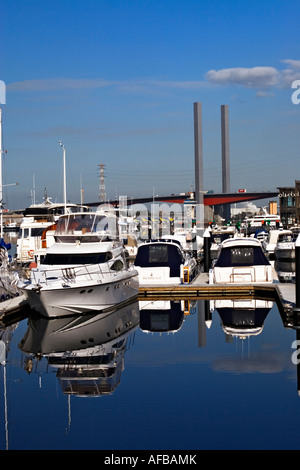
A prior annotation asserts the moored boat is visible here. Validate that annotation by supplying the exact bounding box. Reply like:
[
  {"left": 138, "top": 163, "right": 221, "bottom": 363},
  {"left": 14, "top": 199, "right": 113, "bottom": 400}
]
[
  {"left": 210, "top": 237, "right": 273, "bottom": 284},
  {"left": 134, "top": 239, "right": 198, "bottom": 285},
  {"left": 274, "top": 230, "right": 296, "bottom": 260},
  {"left": 19, "top": 210, "right": 139, "bottom": 318}
]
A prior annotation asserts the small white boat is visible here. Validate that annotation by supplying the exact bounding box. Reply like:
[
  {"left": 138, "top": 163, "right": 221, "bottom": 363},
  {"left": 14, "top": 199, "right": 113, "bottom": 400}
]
[
  {"left": 274, "top": 230, "right": 296, "bottom": 260},
  {"left": 161, "top": 228, "right": 203, "bottom": 256},
  {"left": 261, "top": 229, "right": 282, "bottom": 258},
  {"left": 210, "top": 237, "right": 273, "bottom": 284},
  {"left": 19, "top": 210, "right": 139, "bottom": 318},
  {"left": 134, "top": 239, "right": 197, "bottom": 285},
  {"left": 209, "top": 226, "right": 236, "bottom": 260}
]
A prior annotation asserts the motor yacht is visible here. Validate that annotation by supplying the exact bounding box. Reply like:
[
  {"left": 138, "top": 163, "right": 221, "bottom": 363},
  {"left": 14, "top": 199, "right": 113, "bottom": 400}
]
[
  {"left": 19, "top": 210, "right": 139, "bottom": 318},
  {"left": 134, "top": 239, "right": 198, "bottom": 285},
  {"left": 16, "top": 195, "right": 88, "bottom": 265},
  {"left": 274, "top": 230, "right": 296, "bottom": 260},
  {"left": 242, "top": 211, "right": 282, "bottom": 236},
  {"left": 210, "top": 237, "right": 273, "bottom": 284}
]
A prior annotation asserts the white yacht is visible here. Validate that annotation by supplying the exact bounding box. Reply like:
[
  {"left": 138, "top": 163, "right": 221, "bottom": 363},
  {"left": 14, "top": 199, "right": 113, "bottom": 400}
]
[
  {"left": 19, "top": 210, "right": 139, "bottom": 318},
  {"left": 134, "top": 239, "right": 198, "bottom": 285},
  {"left": 209, "top": 225, "right": 236, "bottom": 260},
  {"left": 16, "top": 195, "right": 87, "bottom": 265},
  {"left": 210, "top": 237, "right": 273, "bottom": 284},
  {"left": 242, "top": 211, "right": 282, "bottom": 235},
  {"left": 274, "top": 230, "right": 296, "bottom": 260}
]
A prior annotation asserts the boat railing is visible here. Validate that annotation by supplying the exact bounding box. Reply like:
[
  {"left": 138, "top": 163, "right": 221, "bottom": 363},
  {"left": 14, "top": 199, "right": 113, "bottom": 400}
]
[{"left": 31, "top": 262, "right": 123, "bottom": 286}]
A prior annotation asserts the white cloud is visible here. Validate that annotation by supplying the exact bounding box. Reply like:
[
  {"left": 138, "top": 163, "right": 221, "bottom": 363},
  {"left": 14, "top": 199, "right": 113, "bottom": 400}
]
[
  {"left": 206, "top": 60, "right": 300, "bottom": 92},
  {"left": 206, "top": 66, "right": 280, "bottom": 89},
  {"left": 7, "top": 78, "right": 113, "bottom": 92}
]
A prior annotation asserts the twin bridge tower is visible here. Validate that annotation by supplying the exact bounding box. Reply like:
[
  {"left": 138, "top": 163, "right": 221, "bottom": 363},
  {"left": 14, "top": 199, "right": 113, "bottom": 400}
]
[
  {"left": 98, "top": 103, "right": 231, "bottom": 218},
  {"left": 194, "top": 102, "right": 230, "bottom": 221}
]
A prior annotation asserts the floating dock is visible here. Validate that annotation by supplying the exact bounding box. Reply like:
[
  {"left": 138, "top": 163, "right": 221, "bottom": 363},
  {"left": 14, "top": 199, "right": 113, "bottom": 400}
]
[{"left": 138, "top": 270, "right": 297, "bottom": 315}]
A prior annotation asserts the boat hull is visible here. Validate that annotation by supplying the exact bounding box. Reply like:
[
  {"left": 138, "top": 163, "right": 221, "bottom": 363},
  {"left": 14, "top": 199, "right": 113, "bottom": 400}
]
[{"left": 22, "top": 271, "right": 139, "bottom": 318}]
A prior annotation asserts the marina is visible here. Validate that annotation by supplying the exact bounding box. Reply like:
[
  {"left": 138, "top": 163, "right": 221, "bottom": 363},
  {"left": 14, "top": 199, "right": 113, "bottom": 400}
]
[
  {"left": 1, "top": 259, "right": 300, "bottom": 450},
  {"left": 1, "top": 101, "right": 300, "bottom": 451}
]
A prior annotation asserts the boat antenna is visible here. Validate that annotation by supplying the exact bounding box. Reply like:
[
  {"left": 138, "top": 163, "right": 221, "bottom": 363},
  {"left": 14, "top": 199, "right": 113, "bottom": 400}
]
[{"left": 59, "top": 141, "right": 67, "bottom": 214}]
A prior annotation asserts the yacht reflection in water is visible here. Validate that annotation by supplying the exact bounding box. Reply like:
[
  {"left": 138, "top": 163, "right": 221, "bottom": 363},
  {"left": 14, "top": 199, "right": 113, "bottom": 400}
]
[
  {"left": 19, "top": 300, "right": 139, "bottom": 397},
  {"left": 139, "top": 300, "right": 196, "bottom": 334},
  {"left": 210, "top": 298, "right": 273, "bottom": 340}
]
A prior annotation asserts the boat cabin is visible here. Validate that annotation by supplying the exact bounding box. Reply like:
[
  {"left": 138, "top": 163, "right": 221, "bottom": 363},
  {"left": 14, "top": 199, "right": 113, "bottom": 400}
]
[{"left": 211, "top": 238, "right": 273, "bottom": 284}]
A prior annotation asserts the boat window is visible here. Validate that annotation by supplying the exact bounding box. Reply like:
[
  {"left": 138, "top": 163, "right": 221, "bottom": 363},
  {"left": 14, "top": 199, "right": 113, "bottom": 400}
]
[
  {"left": 55, "top": 213, "right": 118, "bottom": 237},
  {"left": 149, "top": 245, "right": 169, "bottom": 263},
  {"left": 215, "top": 246, "right": 270, "bottom": 267},
  {"left": 231, "top": 247, "right": 254, "bottom": 265},
  {"left": 42, "top": 251, "right": 113, "bottom": 265},
  {"left": 110, "top": 260, "right": 124, "bottom": 271},
  {"left": 31, "top": 228, "right": 46, "bottom": 237},
  {"left": 18, "top": 228, "right": 29, "bottom": 238}
]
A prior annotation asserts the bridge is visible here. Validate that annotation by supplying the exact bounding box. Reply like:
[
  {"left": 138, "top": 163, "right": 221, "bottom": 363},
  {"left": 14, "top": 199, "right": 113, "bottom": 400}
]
[{"left": 87, "top": 190, "right": 279, "bottom": 207}]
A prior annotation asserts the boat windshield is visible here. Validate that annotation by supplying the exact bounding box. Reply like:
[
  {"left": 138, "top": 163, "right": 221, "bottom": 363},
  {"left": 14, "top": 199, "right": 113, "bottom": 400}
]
[
  {"left": 55, "top": 213, "right": 118, "bottom": 238},
  {"left": 215, "top": 246, "right": 270, "bottom": 267},
  {"left": 42, "top": 251, "right": 113, "bottom": 265}
]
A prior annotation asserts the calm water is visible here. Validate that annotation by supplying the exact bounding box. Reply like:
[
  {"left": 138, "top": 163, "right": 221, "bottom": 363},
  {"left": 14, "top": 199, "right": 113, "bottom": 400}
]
[{"left": 1, "top": 292, "right": 300, "bottom": 451}]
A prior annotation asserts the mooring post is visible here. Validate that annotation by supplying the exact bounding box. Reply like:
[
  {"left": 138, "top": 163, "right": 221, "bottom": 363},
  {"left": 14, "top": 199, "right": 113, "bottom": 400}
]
[{"left": 203, "top": 228, "right": 211, "bottom": 272}]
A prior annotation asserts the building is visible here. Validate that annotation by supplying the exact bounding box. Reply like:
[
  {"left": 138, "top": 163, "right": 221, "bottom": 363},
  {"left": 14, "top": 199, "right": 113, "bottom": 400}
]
[{"left": 277, "top": 181, "right": 300, "bottom": 226}]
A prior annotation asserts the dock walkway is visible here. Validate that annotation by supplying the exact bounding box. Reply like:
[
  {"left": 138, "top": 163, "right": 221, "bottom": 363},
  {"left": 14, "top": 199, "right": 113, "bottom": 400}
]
[{"left": 138, "top": 269, "right": 297, "bottom": 315}]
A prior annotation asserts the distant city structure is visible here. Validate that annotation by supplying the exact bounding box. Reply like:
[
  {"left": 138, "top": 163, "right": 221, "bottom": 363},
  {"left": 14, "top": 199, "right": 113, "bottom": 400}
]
[
  {"left": 277, "top": 180, "right": 300, "bottom": 226},
  {"left": 98, "top": 163, "right": 106, "bottom": 202}
]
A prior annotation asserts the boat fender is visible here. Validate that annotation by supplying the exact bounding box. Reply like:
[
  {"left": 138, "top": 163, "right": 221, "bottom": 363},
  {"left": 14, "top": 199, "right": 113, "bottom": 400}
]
[{"left": 182, "top": 266, "right": 189, "bottom": 284}]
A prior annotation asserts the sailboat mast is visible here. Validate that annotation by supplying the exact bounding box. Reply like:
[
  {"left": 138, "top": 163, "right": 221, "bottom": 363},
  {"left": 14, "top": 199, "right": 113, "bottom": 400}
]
[
  {"left": 63, "top": 145, "right": 66, "bottom": 214},
  {"left": 0, "top": 109, "right": 3, "bottom": 239},
  {"left": 59, "top": 141, "right": 67, "bottom": 214}
]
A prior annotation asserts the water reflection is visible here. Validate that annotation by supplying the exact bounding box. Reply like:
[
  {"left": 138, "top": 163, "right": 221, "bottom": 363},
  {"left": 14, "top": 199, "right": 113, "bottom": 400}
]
[
  {"left": 211, "top": 298, "right": 273, "bottom": 340},
  {"left": 19, "top": 301, "right": 139, "bottom": 397},
  {"left": 139, "top": 300, "right": 197, "bottom": 334}
]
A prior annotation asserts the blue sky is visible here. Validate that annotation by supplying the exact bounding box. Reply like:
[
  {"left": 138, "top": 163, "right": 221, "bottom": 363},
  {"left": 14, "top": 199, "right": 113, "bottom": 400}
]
[{"left": 1, "top": 0, "right": 300, "bottom": 209}]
